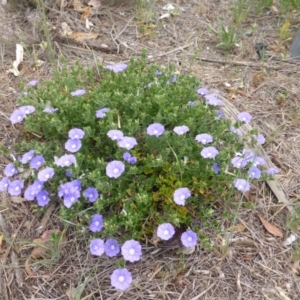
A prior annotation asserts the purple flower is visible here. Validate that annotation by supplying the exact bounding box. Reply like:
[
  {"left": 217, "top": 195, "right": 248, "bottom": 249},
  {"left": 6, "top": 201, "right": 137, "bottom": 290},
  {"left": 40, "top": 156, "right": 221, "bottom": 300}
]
[
  {"left": 173, "top": 187, "right": 191, "bottom": 206},
  {"left": 19, "top": 105, "right": 35, "bottom": 115},
  {"left": 104, "top": 238, "right": 120, "bottom": 257},
  {"left": 68, "top": 128, "right": 85, "bottom": 140},
  {"left": 19, "top": 150, "right": 35, "bottom": 164},
  {"left": 248, "top": 166, "right": 261, "bottom": 179},
  {"left": 4, "top": 163, "right": 18, "bottom": 177},
  {"left": 123, "top": 152, "right": 137, "bottom": 164},
  {"left": 106, "top": 160, "right": 125, "bottom": 178},
  {"left": 205, "top": 94, "right": 223, "bottom": 106},
  {"left": 10, "top": 109, "right": 25, "bottom": 124},
  {"left": 171, "top": 75, "right": 178, "bottom": 82},
  {"left": 200, "top": 147, "right": 219, "bottom": 159},
  {"left": 36, "top": 190, "right": 50, "bottom": 206},
  {"left": 254, "top": 134, "right": 266, "bottom": 145},
  {"left": 55, "top": 154, "right": 76, "bottom": 167},
  {"left": 195, "top": 134, "right": 213, "bottom": 144},
  {"left": 24, "top": 182, "right": 43, "bottom": 201},
  {"left": 43, "top": 107, "right": 58, "bottom": 114},
  {"left": 230, "top": 126, "right": 242, "bottom": 137},
  {"left": 157, "top": 223, "right": 175, "bottom": 240},
  {"left": 104, "top": 63, "right": 128, "bottom": 73},
  {"left": 24, "top": 187, "right": 35, "bottom": 201},
  {"left": 8, "top": 180, "right": 24, "bottom": 196},
  {"left": 234, "top": 179, "right": 250, "bottom": 192},
  {"left": 70, "top": 89, "right": 86, "bottom": 97},
  {"left": 253, "top": 156, "right": 265, "bottom": 167},
  {"left": 238, "top": 112, "right": 252, "bottom": 123},
  {"left": 155, "top": 70, "right": 163, "bottom": 76},
  {"left": 27, "top": 79, "right": 39, "bottom": 86},
  {"left": 65, "top": 170, "right": 72, "bottom": 177},
  {"left": 107, "top": 129, "right": 124, "bottom": 141},
  {"left": 216, "top": 110, "right": 223, "bottom": 118},
  {"left": 37, "top": 167, "right": 55, "bottom": 182},
  {"left": 121, "top": 239, "right": 142, "bottom": 262},
  {"left": 71, "top": 179, "right": 82, "bottom": 191},
  {"left": 181, "top": 230, "right": 198, "bottom": 248},
  {"left": 243, "top": 150, "right": 255, "bottom": 161},
  {"left": 128, "top": 156, "right": 137, "bottom": 164},
  {"left": 197, "top": 87, "right": 209, "bottom": 95},
  {"left": 173, "top": 125, "right": 189, "bottom": 135},
  {"left": 110, "top": 268, "right": 132, "bottom": 291},
  {"left": 147, "top": 123, "right": 165, "bottom": 137},
  {"left": 231, "top": 156, "right": 247, "bottom": 168},
  {"left": 90, "top": 238, "right": 105, "bottom": 256},
  {"left": 58, "top": 181, "right": 81, "bottom": 202},
  {"left": 32, "top": 179, "right": 44, "bottom": 192},
  {"left": 83, "top": 187, "right": 99, "bottom": 203},
  {"left": 188, "top": 101, "right": 197, "bottom": 106},
  {"left": 0, "top": 177, "right": 10, "bottom": 192},
  {"left": 63, "top": 191, "right": 80, "bottom": 208},
  {"left": 266, "top": 167, "right": 279, "bottom": 175},
  {"left": 123, "top": 152, "right": 131, "bottom": 161},
  {"left": 89, "top": 214, "right": 104, "bottom": 232},
  {"left": 65, "top": 139, "right": 82, "bottom": 153},
  {"left": 118, "top": 137, "right": 137, "bottom": 150},
  {"left": 30, "top": 155, "right": 45, "bottom": 169},
  {"left": 213, "top": 162, "right": 220, "bottom": 174},
  {"left": 96, "top": 108, "right": 109, "bottom": 118}
]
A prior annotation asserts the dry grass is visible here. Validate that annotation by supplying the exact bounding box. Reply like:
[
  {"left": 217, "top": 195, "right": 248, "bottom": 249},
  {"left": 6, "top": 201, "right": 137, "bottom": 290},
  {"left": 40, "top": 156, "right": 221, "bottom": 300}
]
[{"left": 1, "top": 0, "right": 300, "bottom": 299}]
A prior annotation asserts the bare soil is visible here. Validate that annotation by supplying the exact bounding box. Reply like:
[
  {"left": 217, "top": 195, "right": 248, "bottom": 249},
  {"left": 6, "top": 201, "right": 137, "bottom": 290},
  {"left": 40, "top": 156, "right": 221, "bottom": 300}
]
[{"left": 1, "top": 1, "right": 300, "bottom": 299}]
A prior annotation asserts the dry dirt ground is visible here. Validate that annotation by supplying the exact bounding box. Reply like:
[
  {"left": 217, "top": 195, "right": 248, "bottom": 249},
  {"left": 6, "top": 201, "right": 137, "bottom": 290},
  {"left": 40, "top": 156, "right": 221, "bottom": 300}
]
[{"left": 1, "top": 1, "right": 300, "bottom": 299}]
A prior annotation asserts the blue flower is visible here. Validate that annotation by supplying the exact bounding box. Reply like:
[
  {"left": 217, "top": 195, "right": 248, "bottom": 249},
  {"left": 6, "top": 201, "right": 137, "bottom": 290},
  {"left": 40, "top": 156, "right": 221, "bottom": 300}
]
[
  {"left": 173, "top": 187, "right": 191, "bottom": 206},
  {"left": 90, "top": 238, "right": 105, "bottom": 256},
  {"left": 106, "top": 161, "right": 125, "bottom": 178},
  {"left": 65, "top": 139, "right": 82, "bottom": 153},
  {"left": 157, "top": 223, "right": 175, "bottom": 240},
  {"left": 181, "top": 230, "right": 198, "bottom": 248},
  {"left": 173, "top": 125, "right": 189, "bottom": 135},
  {"left": 89, "top": 214, "right": 104, "bottom": 232},
  {"left": 234, "top": 179, "right": 250, "bottom": 192},
  {"left": 238, "top": 112, "right": 252, "bottom": 123},
  {"left": 147, "top": 123, "right": 165, "bottom": 137},
  {"left": 104, "top": 238, "right": 120, "bottom": 257},
  {"left": 200, "top": 147, "right": 219, "bottom": 159},
  {"left": 118, "top": 137, "right": 137, "bottom": 150},
  {"left": 70, "top": 89, "right": 86, "bottom": 96},
  {"left": 104, "top": 63, "right": 128, "bottom": 73},
  {"left": 96, "top": 108, "right": 109, "bottom": 118},
  {"left": 248, "top": 166, "right": 261, "bottom": 179},
  {"left": 83, "top": 187, "right": 99, "bottom": 203}
]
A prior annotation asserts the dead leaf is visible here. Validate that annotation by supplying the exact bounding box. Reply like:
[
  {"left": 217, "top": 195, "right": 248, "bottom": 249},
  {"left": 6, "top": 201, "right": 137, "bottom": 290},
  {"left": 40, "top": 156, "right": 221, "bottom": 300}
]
[
  {"left": 257, "top": 215, "right": 283, "bottom": 237},
  {"left": 69, "top": 32, "right": 98, "bottom": 42},
  {"left": 31, "top": 229, "right": 68, "bottom": 259},
  {"left": 243, "top": 190, "right": 256, "bottom": 202},
  {"left": 25, "top": 258, "right": 35, "bottom": 276},
  {"left": 227, "top": 223, "right": 246, "bottom": 233},
  {"left": 81, "top": 6, "right": 90, "bottom": 22},
  {"left": 73, "top": 0, "right": 88, "bottom": 12},
  {"left": 291, "top": 260, "right": 300, "bottom": 275},
  {"left": 88, "top": 0, "right": 101, "bottom": 10}
]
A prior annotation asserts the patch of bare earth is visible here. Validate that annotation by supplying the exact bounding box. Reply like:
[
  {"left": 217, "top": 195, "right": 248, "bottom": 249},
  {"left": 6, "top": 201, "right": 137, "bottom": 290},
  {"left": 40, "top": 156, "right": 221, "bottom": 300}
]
[{"left": 0, "top": 0, "right": 300, "bottom": 299}]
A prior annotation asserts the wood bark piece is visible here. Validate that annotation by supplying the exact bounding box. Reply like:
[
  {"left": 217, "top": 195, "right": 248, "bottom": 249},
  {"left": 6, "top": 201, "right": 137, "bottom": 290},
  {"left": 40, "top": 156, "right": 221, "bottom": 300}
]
[{"left": 219, "top": 94, "right": 292, "bottom": 211}]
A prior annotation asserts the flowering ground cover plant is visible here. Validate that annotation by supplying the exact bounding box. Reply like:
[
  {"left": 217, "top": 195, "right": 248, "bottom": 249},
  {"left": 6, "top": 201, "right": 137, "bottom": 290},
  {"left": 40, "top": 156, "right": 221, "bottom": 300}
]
[{"left": 0, "top": 55, "right": 278, "bottom": 290}]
